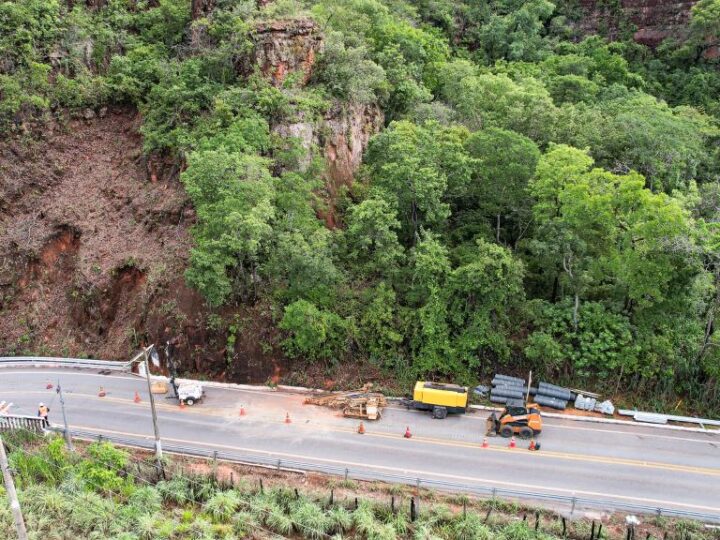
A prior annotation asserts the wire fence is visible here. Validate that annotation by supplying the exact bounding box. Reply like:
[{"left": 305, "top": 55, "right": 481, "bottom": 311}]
[{"left": 50, "top": 426, "right": 720, "bottom": 524}]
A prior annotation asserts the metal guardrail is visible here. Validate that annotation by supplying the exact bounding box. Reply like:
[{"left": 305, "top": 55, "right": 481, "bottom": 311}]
[
  {"left": 56, "top": 427, "right": 720, "bottom": 524},
  {"left": 1, "top": 414, "right": 48, "bottom": 433},
  {"left": 0, "top": 356, "right": 132, "bottom": 371}
]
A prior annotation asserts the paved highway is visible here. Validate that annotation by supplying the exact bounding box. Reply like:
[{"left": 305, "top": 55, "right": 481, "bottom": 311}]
[{"left": 1, "top": 367, "right": 719, "bottom": 519}]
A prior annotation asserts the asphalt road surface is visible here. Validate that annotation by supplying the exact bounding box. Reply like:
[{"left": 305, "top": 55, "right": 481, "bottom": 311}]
[{"left": 2, "top": 367, "right": 719, "bottom": 519}]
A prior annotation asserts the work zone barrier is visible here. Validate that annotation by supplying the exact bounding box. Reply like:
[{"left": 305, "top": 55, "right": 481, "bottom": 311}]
[
  {"left": 53, "top": 427, "right": 720, "bottom": 524},
  {"left": 0, "top": 356, "right": 132, "bottom": 371},
  {"left": 1, "top": 414, "right": 48, "bottom": 433}
]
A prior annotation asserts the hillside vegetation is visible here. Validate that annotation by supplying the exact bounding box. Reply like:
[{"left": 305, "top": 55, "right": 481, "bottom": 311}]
[{"left": 1, "top": 0, "right": 719, "bottom": 413}]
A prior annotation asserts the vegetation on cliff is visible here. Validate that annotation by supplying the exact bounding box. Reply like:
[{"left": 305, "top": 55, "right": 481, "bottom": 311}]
[{"left": 1, "top": 0, "right": 719, "bottom": 413}]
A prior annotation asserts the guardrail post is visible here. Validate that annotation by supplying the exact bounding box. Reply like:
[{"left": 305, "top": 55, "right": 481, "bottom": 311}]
[
  {"left": 276, "top": 459, "right": 281, "bottom": 471},
  {"left": 344, "top": 468, "right": 349, "bottom": 481},
  {"left": 570, "top": 496, "right": 577, "bottom": 515}
]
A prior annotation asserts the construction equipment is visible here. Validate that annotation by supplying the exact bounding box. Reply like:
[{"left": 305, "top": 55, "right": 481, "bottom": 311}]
[
  {"left": 407, "top": 381, "right": 468, "bottom": 419},
  {"left": 304, "top": 384, "right": 387, "bottom": 420},
  {"left": 487, "top": 403, "right": 542, "bottom": 439},
  {"left": 175, "top": 381, "right": 204, "bottom": 406}
]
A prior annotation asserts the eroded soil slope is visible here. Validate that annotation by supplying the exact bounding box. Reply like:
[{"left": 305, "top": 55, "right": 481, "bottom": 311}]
[
  {"left": 0, "top": 109, "right": 189, "bottom": 356},
  {"left": 0, "top": 109, "right": 285, "bottom": 383}
]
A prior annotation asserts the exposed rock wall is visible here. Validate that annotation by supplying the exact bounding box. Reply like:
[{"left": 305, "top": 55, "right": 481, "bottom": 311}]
[
  {"left": 191, "top": 0, "right": 216, "bottom": 20},
  {"left": 239, "top": 19, "right": 324, "bottom": 87},
  {"left": 578, "top": 0, "right": 697, "bottom": 46},
  {"left": 322, "top": 102, "right": 384, "bottom": 196}
]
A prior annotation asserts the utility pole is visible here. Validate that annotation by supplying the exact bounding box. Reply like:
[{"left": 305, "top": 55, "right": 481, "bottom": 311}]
[
  {"left": 143, "top": 345, "right": 163, "bottom": 462},
  {"left": 0, "top": 434, "right": 29, "bottom": 540},
  {"left": 57, "top": 381, "right": 74, "bottom": 452},
  {"left": 526, "top": 370, "right": 532, "bottom": 403}
]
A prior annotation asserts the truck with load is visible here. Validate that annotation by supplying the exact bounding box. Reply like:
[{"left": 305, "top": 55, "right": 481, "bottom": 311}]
[{"left": 406, "top": 381, "right": 469, "bottom": 419}]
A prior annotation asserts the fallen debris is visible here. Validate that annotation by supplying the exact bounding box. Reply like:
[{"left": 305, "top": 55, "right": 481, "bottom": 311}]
[{"left": 304, "top": 384, "right": 387, "bottom": 420}]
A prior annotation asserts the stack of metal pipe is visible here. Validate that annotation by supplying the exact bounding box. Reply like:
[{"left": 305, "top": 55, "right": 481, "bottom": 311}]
[
  {"left": 533, "top": 381, "right": 574, "bottom": 410},
  {"left": 489, "top": 374, "right": 526, "bottom": 405}
]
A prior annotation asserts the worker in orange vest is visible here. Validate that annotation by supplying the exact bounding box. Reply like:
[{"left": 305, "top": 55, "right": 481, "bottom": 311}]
[{"left": 37, "top": 403, "right": 49, "bottom": 421}]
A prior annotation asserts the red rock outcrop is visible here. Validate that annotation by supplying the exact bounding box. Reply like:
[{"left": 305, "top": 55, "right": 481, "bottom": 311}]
[
  {"left": 239, "top": 18, "right": 323, "bottom": 86},
  {"left": 578, "top": 0, "right": 697, "bottom": 46}
]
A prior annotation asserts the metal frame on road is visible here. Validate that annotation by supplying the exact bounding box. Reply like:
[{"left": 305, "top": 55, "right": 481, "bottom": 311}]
[{"left": 55, "top": 427, "right": 720, "bottom": 524}]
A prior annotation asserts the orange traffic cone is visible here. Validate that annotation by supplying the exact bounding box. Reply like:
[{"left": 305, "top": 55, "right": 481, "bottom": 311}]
[
  {"left": 285, "top": 412, "right": 292, "bottom": 424},
  {"left": 509, "top": 436, "right": 516, "bottom": 449},
  {"left": 179, "top": 399, "right": 186, "bottom": 409},
  {"left": 481, "top": 437, "right": 489, "bottom": 448},
  {"left": 528, "top": 439, "right": 536, "bottom": 451},
  {"left": 404, "top": 426, "right": 412, "bottom": 439},
  {"left": 239, "top": 405, "right": 246, "bottom": 416},
  {"left": 133, "top": 391, "right": 141, "bottom": 404},
  {"left": 98, "top": 386, "right": 106, "bottom": 397},
  {"left": 358, "top": 422, "right": 365, "bottom": 434},
  {"left": 46, "top": 381, "right": 53, "bottom": 390}
]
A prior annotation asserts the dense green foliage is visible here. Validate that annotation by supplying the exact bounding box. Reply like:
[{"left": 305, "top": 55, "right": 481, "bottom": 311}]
[{"left": 2, "top": 0, "right": 719, "bottom": 412}]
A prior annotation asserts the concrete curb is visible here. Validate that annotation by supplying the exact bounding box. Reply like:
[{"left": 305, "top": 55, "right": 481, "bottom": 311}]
[{"left": 469, "top": 404, "right": 719, "bottom": 435}]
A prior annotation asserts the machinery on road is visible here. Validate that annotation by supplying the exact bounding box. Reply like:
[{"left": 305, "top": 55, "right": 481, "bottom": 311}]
[
  {"left": 406, "top": 381, "right": 468, "bottom": 419},
  {"left": 175, "top": 381, "right": 205, "bottom": 406},
  {"left": 487, "top": 403, "right": 543, "bottom": 438},
  {"left": 304, "top": 384, "right": 387, "bottom": 420}
]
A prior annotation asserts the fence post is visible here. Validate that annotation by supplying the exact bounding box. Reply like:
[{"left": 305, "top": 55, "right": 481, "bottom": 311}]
[
  {"left": 415, "top": 478, "right": 421, "bottom": 516},
  {"left": 410, "top": 497, "right": 416, "bottom": 522}
]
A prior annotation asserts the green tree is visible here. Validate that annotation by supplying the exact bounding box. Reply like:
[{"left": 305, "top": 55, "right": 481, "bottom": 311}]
[
  {"left": 446, "top": 239, "right": 525, "bottom": 368},
  {"left": 464, "top": 127, "right": 540, "bottom": 244},
  {"left": 365, "top": 120, "right": 471, "bottom": 242},
  {"left": 343, "top": 197, "right": 404, "bottom": 278},
  {"left": 279, "top": 300, "right": 346, "bottom": 360},
  {"left": 182, "top": 150, "right": 276, "bottom": 306}
]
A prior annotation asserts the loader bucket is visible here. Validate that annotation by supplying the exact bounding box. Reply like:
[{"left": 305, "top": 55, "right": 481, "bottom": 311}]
[{"left": 486, "top": 413, "right": 499, "bottom": 436}]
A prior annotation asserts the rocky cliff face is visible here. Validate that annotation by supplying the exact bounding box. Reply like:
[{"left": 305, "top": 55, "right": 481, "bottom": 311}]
[
  {"left": 242, "top": 17, "right": 383, "bottom": 221},
  {"left": 239, "top": 18, "right": 324, "bottom": 87},
  {"left": 578, "top": 0, "right": 697, "bottom": 46}
]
